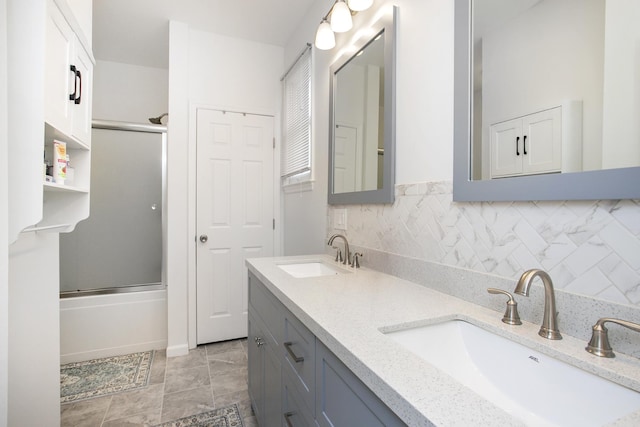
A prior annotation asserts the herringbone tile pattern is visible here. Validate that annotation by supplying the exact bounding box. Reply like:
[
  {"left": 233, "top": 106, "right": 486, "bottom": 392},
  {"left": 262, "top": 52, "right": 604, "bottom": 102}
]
[{"left": 328, "top": 181, "right": 640, "bottom": 306}]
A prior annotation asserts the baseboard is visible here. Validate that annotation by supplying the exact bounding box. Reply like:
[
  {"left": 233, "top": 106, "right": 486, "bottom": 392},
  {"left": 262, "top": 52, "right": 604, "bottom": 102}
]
[
  {"left": 166, "top": 343, "right": 189, "bottom": 358},
  {"left": 60, "top": 339, "right": 167, "bottom": 364}
]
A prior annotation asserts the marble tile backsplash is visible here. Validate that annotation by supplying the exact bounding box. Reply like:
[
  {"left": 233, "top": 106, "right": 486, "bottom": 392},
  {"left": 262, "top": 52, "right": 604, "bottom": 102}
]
[{"left": 327, "top": 181, "right": 640, "bottom": 307}]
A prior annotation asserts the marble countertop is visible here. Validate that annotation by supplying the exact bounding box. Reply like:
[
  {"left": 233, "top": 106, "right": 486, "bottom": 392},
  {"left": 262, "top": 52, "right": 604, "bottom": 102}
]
[{"left": 246, "top": 255, "right": 640, "bottom": 426}]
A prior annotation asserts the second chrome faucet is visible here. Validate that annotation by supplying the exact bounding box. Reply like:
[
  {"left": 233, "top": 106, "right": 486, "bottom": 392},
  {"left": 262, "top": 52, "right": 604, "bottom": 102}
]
[
  {"left": 328, "top": 233, "right": 350, "bottom": 265},
  {"left": 327, "top": 233, "right": 362, "bottom": 268}
]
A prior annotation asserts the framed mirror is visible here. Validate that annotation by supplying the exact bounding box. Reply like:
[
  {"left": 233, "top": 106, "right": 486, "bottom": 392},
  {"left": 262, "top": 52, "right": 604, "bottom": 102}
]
[
  {"left": 328, "top": 6, "right": 396, "bottom": 205},
  {"left": 453, "top": 0, "right": 640, "bottom": 201}
]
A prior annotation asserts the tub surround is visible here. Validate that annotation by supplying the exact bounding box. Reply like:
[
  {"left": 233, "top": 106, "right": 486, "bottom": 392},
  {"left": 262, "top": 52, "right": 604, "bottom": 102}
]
[{"left": 246, "top": 254, "right": 640, "bottom": 426}]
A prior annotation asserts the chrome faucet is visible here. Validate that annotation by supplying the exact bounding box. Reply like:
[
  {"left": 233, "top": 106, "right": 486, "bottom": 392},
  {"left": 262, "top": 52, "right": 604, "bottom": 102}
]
[
  {"left": 327, "top": 234, "right": 350, "bottom": 265},
  {"left": 514, "top": 269, "right": 562, "bottom": 340},
  {"left": 586, "top": 318, "right": 640, "bottom": 358}
]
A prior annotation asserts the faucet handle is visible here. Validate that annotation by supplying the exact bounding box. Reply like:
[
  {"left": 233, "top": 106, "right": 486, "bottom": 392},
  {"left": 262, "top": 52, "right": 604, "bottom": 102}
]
[
  {"left": 487, "top": 288, "right": 522, "bottom": 325},
  {"left": 351, "top": 252, "right": 363, "bottom": 268},
  {"left": 586, "top": 318, "right": 640, "bottom": 358},
  {"left": 332, "top": 246, "right": 343, "bottom": 263}
]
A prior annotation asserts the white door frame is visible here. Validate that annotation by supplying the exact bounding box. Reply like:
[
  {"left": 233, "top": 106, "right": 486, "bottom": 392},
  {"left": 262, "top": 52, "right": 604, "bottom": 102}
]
[{"left": 187, "top": 103, "right": 281, "bottom": 349}]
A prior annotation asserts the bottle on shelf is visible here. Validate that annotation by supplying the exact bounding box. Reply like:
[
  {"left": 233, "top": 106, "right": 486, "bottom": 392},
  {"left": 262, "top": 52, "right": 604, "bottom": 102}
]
[{"left": 53, "top": 140, "right": 67, "bottom": 185}]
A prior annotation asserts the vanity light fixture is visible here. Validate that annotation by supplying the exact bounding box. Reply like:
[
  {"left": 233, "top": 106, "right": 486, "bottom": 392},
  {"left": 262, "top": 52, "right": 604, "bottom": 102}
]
[
  {"left": 314, "top": 0, "right": 373, "bottom": 50},
  {"left": 315, "top": 18, "right": 336, "bottom": 50},
  {"left": 347, "top": 0, "right": 373, "bottom": 12},
  {"left": 330, "top": 0, "right": 353, "bottom": 32}
]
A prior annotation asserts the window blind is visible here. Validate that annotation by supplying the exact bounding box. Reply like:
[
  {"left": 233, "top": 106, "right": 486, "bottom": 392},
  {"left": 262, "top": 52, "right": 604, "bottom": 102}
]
[{"left": 281, "top": 44, "right": 312, "bottom": 178}]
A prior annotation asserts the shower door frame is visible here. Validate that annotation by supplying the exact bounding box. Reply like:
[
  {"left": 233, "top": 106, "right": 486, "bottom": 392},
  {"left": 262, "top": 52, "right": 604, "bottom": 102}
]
[{"left": 59, "top": 119, "right": 168, "bottom": 298}]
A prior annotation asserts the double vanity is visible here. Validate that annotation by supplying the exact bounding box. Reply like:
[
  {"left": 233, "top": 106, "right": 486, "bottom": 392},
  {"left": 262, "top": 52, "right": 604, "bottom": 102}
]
[{"left": 246, "top": 255, "right": 640, "bottom": 426}]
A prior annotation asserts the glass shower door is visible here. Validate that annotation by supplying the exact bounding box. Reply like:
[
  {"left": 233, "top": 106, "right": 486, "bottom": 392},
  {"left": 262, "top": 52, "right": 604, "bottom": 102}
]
[{"left": 60, "top": 127, "right": 164, "bottom": 294}]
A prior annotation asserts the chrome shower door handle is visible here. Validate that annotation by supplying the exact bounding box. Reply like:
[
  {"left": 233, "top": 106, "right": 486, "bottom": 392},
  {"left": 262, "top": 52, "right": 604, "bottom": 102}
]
[{"left": 199, "top": 234, "right": 208, "bottom": 243}]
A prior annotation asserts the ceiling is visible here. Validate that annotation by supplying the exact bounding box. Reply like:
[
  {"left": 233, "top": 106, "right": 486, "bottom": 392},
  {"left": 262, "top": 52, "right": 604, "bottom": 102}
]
[{"left": 92, "top": 0, "right": 318, "bottom": 69}]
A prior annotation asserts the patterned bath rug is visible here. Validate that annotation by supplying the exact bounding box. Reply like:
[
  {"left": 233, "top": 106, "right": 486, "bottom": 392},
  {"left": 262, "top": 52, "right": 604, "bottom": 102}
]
[
  {"left": 60, "top": 350, "right": 154, "bottom": 403},
  {"left": 154, "top": 404, "right": 244, "bottom": 427}
]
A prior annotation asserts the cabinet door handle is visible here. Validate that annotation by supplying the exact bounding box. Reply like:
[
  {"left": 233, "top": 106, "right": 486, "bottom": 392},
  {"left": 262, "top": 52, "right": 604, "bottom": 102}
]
[
  {"left": 523, "top": 135, "right": 527, "bottom": 155},
  {"left": 284, "top": 341, "right": 304, "bottom": 363},
  {"left": 515, "top": 136, "right": 520, "bottom": 156},
  {"left": 74, "top": 68, "right": 82, "bottom": 105},
  {"left": 69, "top": 65, "right": 77, "bottom": 101},
  {"left": 284, "top": 411, "right": 296, "bottom": 427}
]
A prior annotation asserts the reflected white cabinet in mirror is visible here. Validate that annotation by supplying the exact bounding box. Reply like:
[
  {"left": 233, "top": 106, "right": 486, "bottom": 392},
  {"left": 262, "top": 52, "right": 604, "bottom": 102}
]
[
  {"left": 453, "top": 0, "right": 640, "bottom": 201},
  {"left": 328, "top": 6, "right": 396, "bottom": 205}
]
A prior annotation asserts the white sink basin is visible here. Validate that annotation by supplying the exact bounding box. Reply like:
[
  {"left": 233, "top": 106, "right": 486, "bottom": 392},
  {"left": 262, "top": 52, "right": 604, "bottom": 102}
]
[
  {"left": 385, "top": 319, "right": 640, "bottom": 426},
  {"left": 277, "top": 261, "right": 348, "bottom": 278}
]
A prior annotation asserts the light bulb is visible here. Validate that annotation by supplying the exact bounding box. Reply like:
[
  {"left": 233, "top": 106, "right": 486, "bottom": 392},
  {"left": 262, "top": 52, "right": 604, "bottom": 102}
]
[
  {"left": 330, "top": 0, "right": 353, "bottom": 33},
  {"left": 315, "top": 19, "right": 336, "bottom": 50},
  {"left": 347, "top": 0, "right": 373, "bottom": 12}
]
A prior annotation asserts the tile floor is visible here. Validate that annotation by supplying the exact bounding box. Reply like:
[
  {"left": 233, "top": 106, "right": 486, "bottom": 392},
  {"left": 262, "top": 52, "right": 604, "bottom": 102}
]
[{"left": 60, "top": 339, "right": 257, "bottom": 427}]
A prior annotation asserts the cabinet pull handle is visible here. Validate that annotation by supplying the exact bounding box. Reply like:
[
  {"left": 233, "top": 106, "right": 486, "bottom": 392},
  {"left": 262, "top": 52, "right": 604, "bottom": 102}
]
[
  {"left": 284, "top": 411, "right": 296, "bottom": 427},
  {"left": 523, "top": 135, "right": 527, "bottom": 155},
  {"left": 515, "top": 136, "right": 520, "bottom": 156},
  {"left": 284, "top": 341, "right": 304, "bottom": 363},
  {"left": 69, "top": 65, "right": 77, "bottom": 101},
  {"left": 74, "top": 68, "right": 82, "bottom": 105}
]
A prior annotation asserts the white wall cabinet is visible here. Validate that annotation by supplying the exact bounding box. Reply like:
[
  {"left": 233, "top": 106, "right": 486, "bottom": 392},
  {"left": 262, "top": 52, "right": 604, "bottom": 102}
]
[
  {"left": 489, "top": 102, "right": 582, "bottom": 179},
  {"left": 490, "top": 107, "right": 561, "bottom": 178},
  {"left": 45, "top": 0, "right": 93, "bottom": 145},
  {"left": 8, "top": 0, "right": 94, "bottom": 240}
]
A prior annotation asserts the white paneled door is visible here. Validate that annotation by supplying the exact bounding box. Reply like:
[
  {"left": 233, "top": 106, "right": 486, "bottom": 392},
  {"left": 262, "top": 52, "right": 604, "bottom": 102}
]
[
  {"left": 333, "top": 124, "right": 359, "bottom": 193},
  {"left": 196, "top": 109, "right": 274, "bottom": 344}
]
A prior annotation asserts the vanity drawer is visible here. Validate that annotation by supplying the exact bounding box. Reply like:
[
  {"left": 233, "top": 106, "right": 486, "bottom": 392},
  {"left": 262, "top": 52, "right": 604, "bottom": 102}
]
[
  {"left": 283, "top": 366, "right": 317, "bottom": 427},
  {"left": 283, "top": 309, "right": 316, "bottom": 414},
  {"left": 248, "top": 272, "right": 283, "bottom": 346}
]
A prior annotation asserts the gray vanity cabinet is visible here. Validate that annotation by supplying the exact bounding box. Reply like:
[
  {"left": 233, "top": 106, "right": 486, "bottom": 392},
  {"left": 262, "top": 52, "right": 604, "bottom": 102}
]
[
  {"left": 283, "top": 310, "right": 316, "bottom": 416},
  {"left": 248, "top": 273, "right": 283, "bottom": 427},
  {"left": 248, "top": 272, "right": 405, "bottom": 426},
  {"left": 316, "top": 340, "right": 405, "bottom": 427},
  {"left": 283, "top": 368, "right": 317, "bottom": 426}
]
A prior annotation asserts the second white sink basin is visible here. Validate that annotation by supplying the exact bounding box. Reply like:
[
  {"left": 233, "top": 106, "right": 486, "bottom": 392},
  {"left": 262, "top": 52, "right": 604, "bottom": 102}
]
[
  {"left": 385, "top": 319, "right": 640, "bottom": 426},
  {"left": 277, "top": 261, "right": 349, "bottom": 278}
]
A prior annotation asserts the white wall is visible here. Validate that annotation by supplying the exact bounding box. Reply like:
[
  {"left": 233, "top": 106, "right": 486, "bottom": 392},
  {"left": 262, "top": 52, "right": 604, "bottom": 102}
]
[
  {"left": 167, "top": 21, "right": 189, "bottom": 357},
  {"left": 0, "top": 0, "right": 8, "bottom": 424},
  {"left": 92, "top": 60, "right": 168, "bottom": 123},
  {"left": 168, "top": 22, "right": 284, "bottom": 352},
  {"left": 8, "top": 233, "right": 60, "bottom": 427},
  {"left": 281, "top": 0, "right": 332, "bottom": 256},
  {"left": 5, "top": 1, "right": 57, "bottom": 426}
]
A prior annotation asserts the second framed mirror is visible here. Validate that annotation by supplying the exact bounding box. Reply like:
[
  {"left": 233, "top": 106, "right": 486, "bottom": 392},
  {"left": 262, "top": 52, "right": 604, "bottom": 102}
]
[{"left": 328, "top": 5, "right": 397, "bottom": 205}]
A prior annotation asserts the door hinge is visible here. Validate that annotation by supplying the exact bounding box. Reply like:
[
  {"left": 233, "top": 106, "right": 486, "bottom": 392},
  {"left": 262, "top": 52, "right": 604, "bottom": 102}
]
[
  {"left": 273, "top": 218, "right": 275, "bottom": 230},
  {"left": 273, "top": 137, "right": 276, "bottom": 149}
]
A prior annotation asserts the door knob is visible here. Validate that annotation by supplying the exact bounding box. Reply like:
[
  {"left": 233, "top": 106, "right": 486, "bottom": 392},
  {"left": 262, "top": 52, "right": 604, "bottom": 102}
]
[{"left": 199, "top": 234, "right": 208, "bottom": 243}]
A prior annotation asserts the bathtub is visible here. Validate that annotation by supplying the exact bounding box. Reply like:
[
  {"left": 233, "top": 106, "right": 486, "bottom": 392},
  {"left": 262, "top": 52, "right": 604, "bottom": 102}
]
[{"left": 60, "top": 288, "right": 167, "bottom": 364}]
